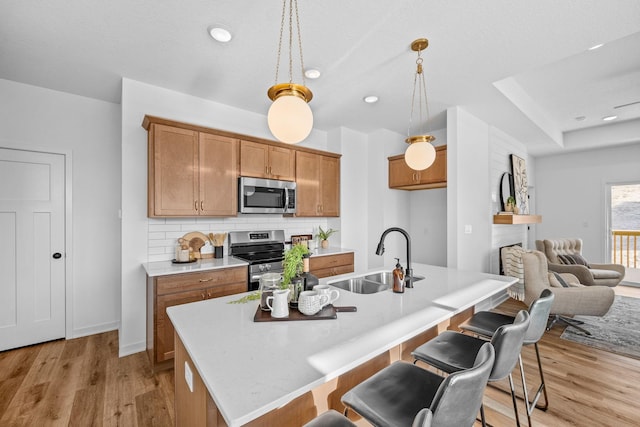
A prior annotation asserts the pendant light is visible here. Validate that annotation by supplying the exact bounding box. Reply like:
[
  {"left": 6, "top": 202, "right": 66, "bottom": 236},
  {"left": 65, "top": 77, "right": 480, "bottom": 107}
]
[
  {"left": 267, "top": 0, "right": 313, "bottom": 144},
  {"left": 404, "top": 38, "right": 436, "bottom": 171}
]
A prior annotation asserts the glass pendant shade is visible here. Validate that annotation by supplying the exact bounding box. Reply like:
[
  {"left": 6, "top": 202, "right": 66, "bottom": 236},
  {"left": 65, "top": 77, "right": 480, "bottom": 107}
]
[
  {"left": 405, "top": 141, "right": 436, "bottom": 170},
  {"left": 268, "top": 93, "right": 313, "bottom": 144}
]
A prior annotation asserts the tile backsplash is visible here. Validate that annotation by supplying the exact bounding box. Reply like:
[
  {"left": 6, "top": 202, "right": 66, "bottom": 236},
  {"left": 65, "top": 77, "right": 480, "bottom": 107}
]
[{"left": 147, "top": 215, "right": 328, "bottom": 262}]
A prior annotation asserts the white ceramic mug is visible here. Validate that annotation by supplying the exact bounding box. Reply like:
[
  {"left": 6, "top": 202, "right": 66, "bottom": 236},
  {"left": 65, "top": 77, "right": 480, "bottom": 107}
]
[
  {"left": 266, "top": 289, "right": 290, "bottom": 318},
  {"left": 313, "top": 284, "right": 340, "bottom": 305},
  {"left": 298, "top": 291, "right": 329, "bottom": 316}
]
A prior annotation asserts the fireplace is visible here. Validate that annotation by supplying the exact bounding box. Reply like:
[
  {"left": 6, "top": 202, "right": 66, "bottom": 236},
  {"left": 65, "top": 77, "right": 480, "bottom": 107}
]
[{"left": 499, "top": 242, "right": 522, "bottom": 275}]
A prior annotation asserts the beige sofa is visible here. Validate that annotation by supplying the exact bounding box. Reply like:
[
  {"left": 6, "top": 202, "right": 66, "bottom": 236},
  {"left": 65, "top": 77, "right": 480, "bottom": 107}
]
[{"left": 535, "top": 238, "right": 624, "bottom": 287}]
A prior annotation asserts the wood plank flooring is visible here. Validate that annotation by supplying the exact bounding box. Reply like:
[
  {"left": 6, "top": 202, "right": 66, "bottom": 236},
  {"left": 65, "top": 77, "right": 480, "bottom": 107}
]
[{"left": 1, "top": 285, "right": 638, "bottom": 426}]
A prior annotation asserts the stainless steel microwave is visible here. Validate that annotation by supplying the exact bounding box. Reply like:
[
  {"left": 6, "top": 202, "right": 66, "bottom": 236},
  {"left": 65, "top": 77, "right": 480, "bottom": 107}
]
[{"left": 238, "top": 177, "right": 296, "bottom": 214}]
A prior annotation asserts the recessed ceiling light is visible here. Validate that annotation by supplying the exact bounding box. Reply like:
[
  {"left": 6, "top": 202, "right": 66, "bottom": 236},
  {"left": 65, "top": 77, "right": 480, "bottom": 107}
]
[
  {"left": 363, "top": 95, "right": 379, "bottom": 104},
  {"left": 602, "top": 115, "right": 617, "bottom": 121},
  {"left": 208, "top": 26, "right": 232, "bottom": 43},
  {"left": 304, "top": 69, "right": 321, "bottom": 79},
  {"left": 588, "top": 43, "right": 604, "bottom": 51},
  {"left": 575, "top": 116, "right": 586, "bottom": 121}
]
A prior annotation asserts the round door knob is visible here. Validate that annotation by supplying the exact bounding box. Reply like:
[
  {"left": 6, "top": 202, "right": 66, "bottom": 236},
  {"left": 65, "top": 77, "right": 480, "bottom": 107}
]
[{"left": 52, "top": 252, "right": 62, "bottom": 259}]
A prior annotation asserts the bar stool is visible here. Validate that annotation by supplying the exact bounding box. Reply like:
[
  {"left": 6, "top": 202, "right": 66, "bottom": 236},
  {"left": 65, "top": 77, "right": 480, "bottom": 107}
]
[
  {"left": 303, "top": 410, "right": 356, "bottom": 427},
  {"left": 339, "top": 342, "right": 495, "bottom": 427},
  {"left": 412, "top": 310, "right": 530, "bottom": 427},
  {"left": 459, "top": 289, "right": 555, "bottom": 424}
]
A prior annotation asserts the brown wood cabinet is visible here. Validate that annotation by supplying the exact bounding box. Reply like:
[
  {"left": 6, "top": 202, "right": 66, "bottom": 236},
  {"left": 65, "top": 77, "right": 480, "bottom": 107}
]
[
  {"left": 388, "top": 145, "right": 447, "bottom": 190},
  {"left": 295, "top": 151, "right": 340, "bottom": 217},
  {"left": 240, "top": 140, "right": 295, "bottom": 181},
  {"left": 146, "top": 122, "right": 238, "bottom": 217},
  {"left": 309, "top": 252, "right": 354, "bottom": 278},
  {"left": 147, "top": 266, "right": 247, "bottom": 370}
]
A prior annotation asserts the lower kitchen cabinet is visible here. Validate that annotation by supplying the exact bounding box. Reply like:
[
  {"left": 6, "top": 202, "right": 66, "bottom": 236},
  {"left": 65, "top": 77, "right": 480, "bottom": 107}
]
[
  {"left": 147, "top": 266, "right": 247, "bottom": 370},
  {"left": 309, "top": 252, "right": 354, "bottom": 278}
]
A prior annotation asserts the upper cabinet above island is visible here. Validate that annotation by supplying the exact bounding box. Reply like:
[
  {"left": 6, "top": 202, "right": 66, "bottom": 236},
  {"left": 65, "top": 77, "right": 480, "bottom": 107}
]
[
  {"left": 142, "top": 115, "right": 341, "bottom": 218},
  {"left": 388, "top": 145, "right": 447, "bottom": 190}
]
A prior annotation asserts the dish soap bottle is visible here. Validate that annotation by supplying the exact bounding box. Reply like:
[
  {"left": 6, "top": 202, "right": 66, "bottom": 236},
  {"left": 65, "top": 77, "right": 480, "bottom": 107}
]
[{"left": 393, "top": 258, "right": 405, "bottom": 293}]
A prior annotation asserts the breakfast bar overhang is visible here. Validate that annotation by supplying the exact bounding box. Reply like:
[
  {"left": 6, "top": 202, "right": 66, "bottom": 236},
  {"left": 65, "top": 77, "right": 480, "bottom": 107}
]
[{"left": 167, "top": 263, "right": 517, "bottom": 426}]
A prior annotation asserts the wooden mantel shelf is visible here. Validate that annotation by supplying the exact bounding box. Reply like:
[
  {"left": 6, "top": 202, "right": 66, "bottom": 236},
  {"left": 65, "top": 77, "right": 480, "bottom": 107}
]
[{"left": 493, "top": 214, "right": 542, "bottom": 225}]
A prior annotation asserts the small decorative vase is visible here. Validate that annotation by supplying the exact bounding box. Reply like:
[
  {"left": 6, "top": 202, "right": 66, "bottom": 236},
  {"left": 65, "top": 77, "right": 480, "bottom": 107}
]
[
  {"left": 321, "top": 239, "right": 329, "bottom": 249},
  {"left": 513, "top": 206, "right": 520, "bottom": 214}
]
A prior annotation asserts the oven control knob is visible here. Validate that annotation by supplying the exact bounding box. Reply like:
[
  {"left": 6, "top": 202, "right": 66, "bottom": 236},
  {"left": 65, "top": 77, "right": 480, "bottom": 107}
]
[
  {"left": 259, "top": 264, "right": 266, "bottom": 272},
  {"left": 266, "top": 264, "right": 271, "bottom": 271}
]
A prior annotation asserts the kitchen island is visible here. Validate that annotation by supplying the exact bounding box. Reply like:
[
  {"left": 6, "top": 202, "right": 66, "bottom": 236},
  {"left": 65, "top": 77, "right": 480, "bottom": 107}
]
[{"left": 167, "top": 263, "right": 516, "bottom": 426}]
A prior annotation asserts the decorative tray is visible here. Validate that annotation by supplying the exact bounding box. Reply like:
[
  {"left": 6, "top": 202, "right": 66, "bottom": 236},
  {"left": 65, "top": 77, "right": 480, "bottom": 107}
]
[{"left": 253, "top": 304, "right": 337, "bottom": 322}]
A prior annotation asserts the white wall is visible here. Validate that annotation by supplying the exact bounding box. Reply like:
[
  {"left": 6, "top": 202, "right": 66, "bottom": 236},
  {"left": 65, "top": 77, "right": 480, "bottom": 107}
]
[
  {"left": 409, "top": 129, "right": 448, "bottom": 267},
  {"left": 489, "top": 126, "right": 534, "bottom": 274},
  {"left": 328, "top": 127, "right": 369, "bottom": 273},
  {"left": 0, "top": 79, "right": 121, "bottom": 338},
  {"left": 535, "top": 142, "right": 640, "bottom": 262},
  {"left": 366, "top": 129, "right": 411, "bottom": 270},
  {"left": 446, "top": 107, "right": 491, "bottom": 272}
]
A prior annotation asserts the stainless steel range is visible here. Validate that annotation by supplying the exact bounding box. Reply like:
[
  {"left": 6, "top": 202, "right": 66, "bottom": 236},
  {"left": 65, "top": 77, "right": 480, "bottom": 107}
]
[{"left": 228, "top": 230, "right": 285, "bottom": 291}]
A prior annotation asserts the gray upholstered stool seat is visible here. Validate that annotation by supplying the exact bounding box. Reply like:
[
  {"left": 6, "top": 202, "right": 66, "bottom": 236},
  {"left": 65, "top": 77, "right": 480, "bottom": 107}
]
[
  {"left": 303, "top": 409, "right": 357, "bottom": 427},
  {"left": 341, "top": 343, "right": 495, "bottom": 427},
  {"left": 412, "top": 311, "right": 530, "bottom": 427}
]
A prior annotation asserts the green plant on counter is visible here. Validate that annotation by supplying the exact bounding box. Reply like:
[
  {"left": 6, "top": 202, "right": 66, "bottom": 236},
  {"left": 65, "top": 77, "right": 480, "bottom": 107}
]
[
  {"left": 228, "top": 292, "right": 260, "bottom": 304},
  {"left": 282, "top": 244, "right": 309, "bottom": 287},
  {"left": 316, "top": 226, "right": 338, "bottom": 241}
]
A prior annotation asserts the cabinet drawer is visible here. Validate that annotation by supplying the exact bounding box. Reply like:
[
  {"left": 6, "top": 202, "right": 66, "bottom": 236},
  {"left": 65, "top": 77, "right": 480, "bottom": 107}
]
[
  {"left": 206, "top": 281, "right": 247, "bottom": 299},
  {"left": 309, "top": 253, "right": 354, "bottom": 271},
  {"left": 156, "top": 267, "right": 247, "bottom": 295}
]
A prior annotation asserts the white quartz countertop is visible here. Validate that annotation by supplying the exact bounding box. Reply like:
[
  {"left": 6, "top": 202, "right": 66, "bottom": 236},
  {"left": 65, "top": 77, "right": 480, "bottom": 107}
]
[
  {"left": 167, "top": 263, "right": 516, "bottom": 427},
  {"left": 143, "top": 256, "right": 248, "bottom": 277}
]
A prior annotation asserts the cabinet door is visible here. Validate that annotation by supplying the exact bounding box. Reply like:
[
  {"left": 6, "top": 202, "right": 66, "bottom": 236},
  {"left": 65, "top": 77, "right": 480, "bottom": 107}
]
[
  {"left": 418, "top": 146, "right": 446, "bottom": 185},
  {"left": 150, "top": 124, "right": 199, "bottom": 216},
  {"left": 268, "top": 146, "right": 295, "bottom": 181},
  {"left": 295, "top": 151, "right": 321, "bottom": 216},
  {"left": 320, "top": 155, "right": 340, "bottom": 217},
  {"left": 200, "top": 133, "right": 238, "bottom": 216},
  {"left": 240, "top": 140, "right": 269, "bottom": 178},
  {"left": 388, "top": 157, "right": 418, "bottom": 188},
  {"left": 156, "top": 289, "right": 207, "bottom": 362}
]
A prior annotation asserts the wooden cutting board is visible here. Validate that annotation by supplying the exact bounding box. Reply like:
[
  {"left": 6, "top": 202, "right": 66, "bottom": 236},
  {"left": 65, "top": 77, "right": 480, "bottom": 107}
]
[
  {"left": 253, "top": 304, "right": 337, "bottom": 322},
  {"left": 181, "top": 232, "right": 210, "bottom": 259}
]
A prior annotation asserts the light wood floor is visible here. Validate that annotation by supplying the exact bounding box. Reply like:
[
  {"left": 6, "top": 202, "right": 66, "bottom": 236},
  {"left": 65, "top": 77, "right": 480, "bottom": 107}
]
[{"left": 1, "top": 286, "right": 639, "bottom": 427}]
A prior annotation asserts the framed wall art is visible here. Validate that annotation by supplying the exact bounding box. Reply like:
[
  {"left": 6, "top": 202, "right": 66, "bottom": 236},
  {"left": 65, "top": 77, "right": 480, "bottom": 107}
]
[{"left": 510, "top": 154, "right": 529, "bottom": 214}]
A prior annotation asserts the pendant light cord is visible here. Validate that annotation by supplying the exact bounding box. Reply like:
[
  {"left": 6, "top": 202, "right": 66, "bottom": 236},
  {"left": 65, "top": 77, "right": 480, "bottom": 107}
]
[{"left": 274, "top": 0, "right": 307, "bottom": 87}]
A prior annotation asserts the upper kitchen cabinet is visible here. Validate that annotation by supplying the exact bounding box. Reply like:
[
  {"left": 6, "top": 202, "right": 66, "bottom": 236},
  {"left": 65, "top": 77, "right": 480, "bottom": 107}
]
[
  {"left": 240, "top": 140, "right": 295, "bottom": 181},
  {"left": 296, "top": 151, "right": 340, "bottom": 217},
  {"left": 388, "top": 145, "right": 447, "bottom": 190},
  {"left": 144, "top": 117, "right": 238, "bottom": 217}
]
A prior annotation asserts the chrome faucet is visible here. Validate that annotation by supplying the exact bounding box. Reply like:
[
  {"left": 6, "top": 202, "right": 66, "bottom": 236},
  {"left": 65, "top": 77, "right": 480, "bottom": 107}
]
[{"left": 375, "top": 227, "right": 414, "bottom": 288}]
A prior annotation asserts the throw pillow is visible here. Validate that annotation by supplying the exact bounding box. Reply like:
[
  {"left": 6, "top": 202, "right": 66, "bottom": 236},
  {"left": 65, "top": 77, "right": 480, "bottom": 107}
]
[
  {"left": 552, "top": 272, "right": 570, "bottom": 287},
  {"left": 557, "top": 253, "right": 590, "bottom": 267}
]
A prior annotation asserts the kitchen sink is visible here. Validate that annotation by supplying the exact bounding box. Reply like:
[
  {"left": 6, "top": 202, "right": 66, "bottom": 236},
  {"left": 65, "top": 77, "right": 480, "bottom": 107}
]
[
  {"left": 328, "top": 271, "right": 425, "bottom": 294},
  {"left": 364, "top": 272, "right": 425, "bottom": 285},
  {"left": 328, "top": 277, "right": 390, "bottom": 294}
]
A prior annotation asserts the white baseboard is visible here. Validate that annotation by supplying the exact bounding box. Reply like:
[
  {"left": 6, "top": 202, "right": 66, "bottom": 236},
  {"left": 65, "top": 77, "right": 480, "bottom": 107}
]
[
  {"left": 119, "top": 341, "right": 146, "bottom": 358},
  {"left": 71, "top": 321, "right": 119, "bottom": 339}
]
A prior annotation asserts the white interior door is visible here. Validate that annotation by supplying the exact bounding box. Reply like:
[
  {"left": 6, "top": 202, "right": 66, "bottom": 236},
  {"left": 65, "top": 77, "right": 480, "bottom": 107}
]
[{"left": 0, "top": 148, "right": 66, "bottom": 351}]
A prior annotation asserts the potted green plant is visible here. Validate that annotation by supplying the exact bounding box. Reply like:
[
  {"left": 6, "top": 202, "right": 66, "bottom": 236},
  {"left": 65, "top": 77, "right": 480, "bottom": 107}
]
[
  {"left": 282, "top": 243, "right": 309, "bottom": 287},
  {"left": 316, "top": 226, "right": 338, "bottom": 249},
  {"left": 506, "top": 196, "right": 516, "bottom": 213}
]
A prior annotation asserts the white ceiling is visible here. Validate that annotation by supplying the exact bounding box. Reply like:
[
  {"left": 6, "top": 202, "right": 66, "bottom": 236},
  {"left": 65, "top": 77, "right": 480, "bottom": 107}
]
[{"left": 2, "top": 0, "right": 639, "bottom": 155}]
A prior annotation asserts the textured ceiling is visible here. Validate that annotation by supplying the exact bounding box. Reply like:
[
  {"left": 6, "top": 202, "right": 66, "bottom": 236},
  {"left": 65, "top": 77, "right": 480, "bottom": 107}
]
[{"left": 1, "top": 0, "right": 639, "bottom": 155}]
